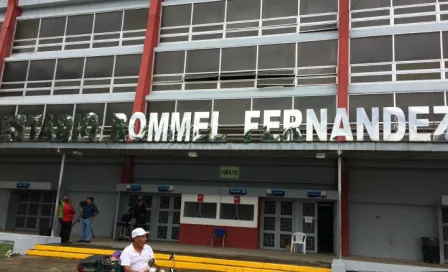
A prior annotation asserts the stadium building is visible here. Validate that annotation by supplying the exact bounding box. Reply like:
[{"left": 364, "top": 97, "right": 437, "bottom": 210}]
[{"left": 0, "top": 0, "right": 448, "bottom": 265}]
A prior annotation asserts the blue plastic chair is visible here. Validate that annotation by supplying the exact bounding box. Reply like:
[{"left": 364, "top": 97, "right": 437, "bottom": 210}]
[{"left": 210, "top": 228, "right": 226, "bottom": 248}]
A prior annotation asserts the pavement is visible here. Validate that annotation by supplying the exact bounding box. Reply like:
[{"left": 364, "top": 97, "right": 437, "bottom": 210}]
[
  {"left": 0, "top": 256, "right": 199, "bottom": 272},
  {"left": 0, "top": 256, "right": 79, "bottom": 272}
]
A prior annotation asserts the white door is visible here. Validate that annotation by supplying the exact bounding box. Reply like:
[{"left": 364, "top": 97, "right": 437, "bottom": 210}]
[
  {"left": 302, "top": 202, "right": 317, "bottom": 253},
  {"left": 261, "top": 199, "right": 295, "bottom": 249},
  {"left": 154, "top": 195, "right": 181, "bottom": 241}
]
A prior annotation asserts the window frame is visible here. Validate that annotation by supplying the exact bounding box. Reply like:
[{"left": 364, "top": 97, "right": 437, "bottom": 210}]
[
  {"left": 180, "top": 194, "right": 258, "bottom": 228},
  {"left": 350, "top": 32, "right": 444, "bottom": 84},
  {"left": 350, "top": 0, "right": 441, "bottom": 29},
  {"left": 159, "top": 0, "right": 338, "bottom": 43},
  {"left": 0, "top": 53, "right": 141, "bottom": 97},
  {"left": 152, "top": 40, "right": 338, "bottom": 91},
  {"left": 12, "top": 8, "right": 148, "bottom": 54}
]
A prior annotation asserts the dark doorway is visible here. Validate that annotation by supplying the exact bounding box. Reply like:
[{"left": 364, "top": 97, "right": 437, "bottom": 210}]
[{"left": 317, "top": 203, "right": 334, "bottom": 254}]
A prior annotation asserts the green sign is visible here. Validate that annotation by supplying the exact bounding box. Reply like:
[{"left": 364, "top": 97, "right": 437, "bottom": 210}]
[{"left": 220, "top": 166, "right": 240, "bottom": 180}]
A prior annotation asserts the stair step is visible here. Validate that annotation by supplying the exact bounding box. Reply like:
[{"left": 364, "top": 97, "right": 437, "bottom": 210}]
[{"left": 28, "top": 245, "right": 329, "bottom": 272}]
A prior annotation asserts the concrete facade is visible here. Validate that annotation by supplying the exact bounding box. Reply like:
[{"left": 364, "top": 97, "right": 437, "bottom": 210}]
[{"left": 0, "top": 0, "right": 446, "bottom": 267}]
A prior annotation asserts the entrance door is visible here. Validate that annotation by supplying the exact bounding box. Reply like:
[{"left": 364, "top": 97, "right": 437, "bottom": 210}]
[
  {"left": 14, "top": 191, "right": 56, "bottom": 232},
  {"left": 155, "top": 195, "right": 181, "bottom": 241},
  {"left": 302, "top": 202, "right": 318, "bottom": 253},
  {"left": 261, "top": 199, "right": 295, "bottom": 249},
  {"left": 317, "top": 203, "right": 334, "bottom": 253}
]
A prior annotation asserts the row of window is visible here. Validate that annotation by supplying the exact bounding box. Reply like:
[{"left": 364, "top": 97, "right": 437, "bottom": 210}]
[
  {"left": 0, "top": 91, "right": 444, "bottom": 142},
  {"left": 351, "top": 0, "right": 448, "bottom": 29},
  {"left": 160, "top": 0, "right": 338, "bottom": 43},
  {"left": 1, "top": 54, "right": 141, "bottom": 97},
  {"left": 13, "top": 8, "right": 148, "bottom": 54},
  {"left": 351, "top": 32, "right": 448, "bottom": 83},
  {"left": 153, "top": 40, "right": 337, "bottom": 91},
  {"left": 148, "top": 91, "right": 446, "bottom": 126},
  {"left": 0, "top": 102, "right": 133, "bottom": 141},
  {"left": 183, "top": 202, "right": 255, "bottom": 221}
]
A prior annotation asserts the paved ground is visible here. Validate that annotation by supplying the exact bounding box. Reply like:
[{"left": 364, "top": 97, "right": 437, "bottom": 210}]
[
  {"left": 0, "top": 256, "right": 79, "bottom": 272},
  {"left": 0, "top": 256, "right": 201, "bottom": 272}
]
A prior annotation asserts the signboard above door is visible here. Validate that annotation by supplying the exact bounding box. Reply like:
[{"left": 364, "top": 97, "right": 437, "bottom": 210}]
[{"left": 220, "top": 166, "right": 240, "bottom": 180}]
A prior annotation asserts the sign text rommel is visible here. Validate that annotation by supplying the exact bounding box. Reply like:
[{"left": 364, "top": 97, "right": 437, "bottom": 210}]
[
  {"left": 128, "top": 106, "right": 448, "bottom": 142},
  {"left": 2, "top": 106, "right": 448, "bottom": 142}
]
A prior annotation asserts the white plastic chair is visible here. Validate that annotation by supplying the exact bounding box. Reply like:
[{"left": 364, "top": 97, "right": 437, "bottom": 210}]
[{"left": 290, "top": 232, "right": 307, "bottom": 254}]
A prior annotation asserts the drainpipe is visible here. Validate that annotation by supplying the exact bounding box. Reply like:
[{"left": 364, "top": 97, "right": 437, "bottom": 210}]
[
  {"left": 337, "top": 146, "right": 342, "bottom": 259},
  {"left": 51, "top": 153, "right": 66, "bottom": 237}
]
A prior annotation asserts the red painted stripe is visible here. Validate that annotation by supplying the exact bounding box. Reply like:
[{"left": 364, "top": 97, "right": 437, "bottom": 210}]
[
  {"left": 122, "top": 0, "right": 163, "bottom": 184},
  {"left": 133, "top": 0, "right": 163, "bottom": 115},
  {"left": 0, "top": 0, "right": 21, "bottom": 77},
  {"left": 337, "top": 0, "right": 350, "bottom": 257}
]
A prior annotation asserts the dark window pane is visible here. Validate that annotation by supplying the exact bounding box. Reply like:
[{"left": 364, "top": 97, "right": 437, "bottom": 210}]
[
  {"left": 443, "top": 32, "right": 448, "bottom": 58},
  {"left": 177, "top": 100, "right": 212, "bottom": 114},
  {"left": 39, "top": 17, "right": 66, "bottom": 38},
  {"left": 253, "top": 97, "right": 292, "bottom": 124},
  {"left": 161, "top": 5, "right": 192, "bottom": 27},
  {"left": 66, "top": 14, "right": 94, "bottom": 35},
  {"left": 351, "top": 36, "right": 393, "bottom": 64},
  {"left": 154, "top": 51, "right": 185, "bottom": 74},
  {"left": 297, "top": 40, "right": 338, "bottom": 67},
  {"left": 46, "top": 104, "right": 74, "bottom": 121},
  {"left": 186, "top": 49, "right": 220, "bottom": 73},
  {"left": 56, "top": 58, "right": 84, "bottom": 79},
  {"left": 221, "top": 46, "right": 257, "bottom": 71},
  {"left": 75, "top": 104, "right": 105, "bottom": 123},
  {"left": 395, "top": 33, "right": 441, "bottom": 61},
  {"left": 294, "top": 96, "right": 337, "bottom": 122},
  {"left": 395, "top": 92, "right": 444, "bottom": 121},
  {"left": 300, "top": 0, "right": 338, "bottom": 15},
  {"left": 352, "top": 0, "right": 390, "bottom": 10},
  {"left": 114, "top": 54, "right": 141, "bottom": 77},
  {"left": 105, "top": 103, "right": 133, "bottom": 126},
  {"left": 226, "top": 0, "right": 261, "bottom": 22},
  {"left": 94, "top": 11, "right": 123, "bottom": 33},
  {"left": 28, "top": 60, "right": 56, "bottom": 81},
  {"left": 262, "top": 0, "right": 298, "bottom": 18},
  {"left": 258, "top": 44, "right": 295, "bottom": 69},
  {"left": 348, "top": 94, "right": 394, "bottom": 121},
  {"left": 0, "top": 106, "right": 16, "bottom": 116},
  {"left": 15, "top": 20, "right": 40, "bottom": 39},
  {"left": 147, "top": 101, "right": 176, "bottom": 116},
  {"left": 394, "top": 0, "right": 435, "bottom": 6},
  {"left": 17, "top": 105, "right": 44, "bottom": 116},
  {"left": 123, "top": 9, "right": 148, "bottom": 31},
  {"left": 192, "top": 1, "right": 225, "bottom": 25},
  {"left": 3, "top": 62, "right": 28, "bottom": 82},
  {"left": 220, "top": 204, "right": 237, "bottom": 220},
  {"left": 213, "top": 99, "right": 251, "bottom": 125},
  {"left": 84, "top": 56, "right": 114, "bottom": 78}
]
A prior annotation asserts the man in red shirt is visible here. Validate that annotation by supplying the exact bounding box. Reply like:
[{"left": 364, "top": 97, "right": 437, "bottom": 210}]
[{"left": 60, "top": 197, "right": 75, "bottom": 244}]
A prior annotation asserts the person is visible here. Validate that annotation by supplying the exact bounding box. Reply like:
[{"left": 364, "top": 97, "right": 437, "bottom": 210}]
[
  {"left": 129, "top": 199, "right": 147, "bottom": 230},
  {"left": 120, "top": 228, "right": 164, "bottom": 272},
  {"left": 57, "top": 196, "right": 68, "bottom": 238},
  {"left": 60, "top": 197, "right": 75, "bottom": 244},
  {"left": 77, "top": 196, "right": 99, "bottom": 243}
]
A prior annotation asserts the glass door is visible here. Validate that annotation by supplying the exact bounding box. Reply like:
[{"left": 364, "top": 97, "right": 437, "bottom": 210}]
[
  {"left": 155, "top": 195, "right": 181, "bottom": 241},
  {"left": 261, "top": 199, "right": 295, "bottom": 249}
]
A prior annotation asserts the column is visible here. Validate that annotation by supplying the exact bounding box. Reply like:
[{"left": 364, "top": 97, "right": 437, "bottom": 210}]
[
  {"left": 121, "top": 0, "right": 164, "bottom": 184},
  {"left": 0, "top": 0, "right": 21, "bottom": 76},
  {"left": 337, "top": 0, "right": 350, "bottom": 258}
]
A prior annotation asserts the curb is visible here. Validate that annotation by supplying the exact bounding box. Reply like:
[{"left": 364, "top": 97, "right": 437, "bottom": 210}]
[{"left": 28, "top": 245, "right": 331, "bottom": 272}]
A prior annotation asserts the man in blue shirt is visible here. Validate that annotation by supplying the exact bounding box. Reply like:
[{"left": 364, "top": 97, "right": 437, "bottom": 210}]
[{"left": 77, "top": 197, "right": 99, "bottom": 243}]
